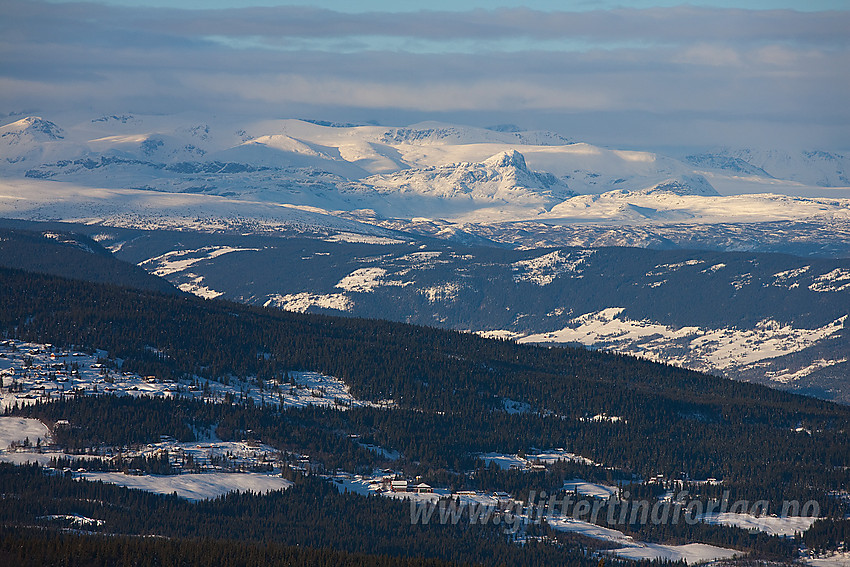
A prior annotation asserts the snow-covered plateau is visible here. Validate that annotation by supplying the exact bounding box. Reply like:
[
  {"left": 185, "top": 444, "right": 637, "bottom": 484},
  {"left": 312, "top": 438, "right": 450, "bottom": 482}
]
[{"left": 1, "top": 114, "right": 848, "bottom": 233}]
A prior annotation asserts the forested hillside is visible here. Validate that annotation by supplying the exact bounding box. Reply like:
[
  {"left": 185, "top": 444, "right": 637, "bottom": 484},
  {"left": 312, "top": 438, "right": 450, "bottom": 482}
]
[{"left": 2, "top": 266, "right": 849, "bottom": 502}]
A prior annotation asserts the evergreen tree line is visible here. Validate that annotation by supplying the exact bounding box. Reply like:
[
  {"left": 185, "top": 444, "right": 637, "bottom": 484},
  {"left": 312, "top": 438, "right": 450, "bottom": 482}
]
[
  {"left": 0, "top": 525, "right": 459, "bottom": 567},
  {"left": 803, "top": 518, "right": 850, "bottom": 553},
  {"left": 12, "top": 395, "right": 849, "bottom": 513},
  {"left": 0, "top": 463, "right": 648, "bottom": 567}
]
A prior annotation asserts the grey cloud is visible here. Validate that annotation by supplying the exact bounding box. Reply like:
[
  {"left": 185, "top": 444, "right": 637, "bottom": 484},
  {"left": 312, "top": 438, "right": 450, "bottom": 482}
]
[
  {"left": 1, "top": 0, "right": 848, "bottom": 149},
  {"left": 4, "top": 1, "right": 848, "bottom": 45}
]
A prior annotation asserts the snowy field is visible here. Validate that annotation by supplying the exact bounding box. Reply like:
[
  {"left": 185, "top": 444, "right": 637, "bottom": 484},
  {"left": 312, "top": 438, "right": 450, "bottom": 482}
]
[
  {"left": 609, "top": 542, "right": 738, "bottom": 564},
  {"left": 562, "top": 479, "right": 619, "bottom": 499},
  {"left": 548, "top": 516, "right": 738, "bottom": 564},
  {"left": 0, "top": 417, "right": 50, "bottom": 449},
  {"left": 264, "top": 292, "right": 354, "bottom": 313},
  {"left": 139, "top": 246, "right": 261, "bottom": 278},
  {"left": 512, "top": 249, "right": 595, "bottom": 286},
  {"left": 547, "top": 517, "right": 633, "bottom": 544},
  {"left": 77, "top": 471, "right": 293, "bottom": 501},
  {"left": 700, "top": 512, "right": 818, "bottom": 537},
  {"left": 479, "top": 450, "right": 600, "bottom": 471}
]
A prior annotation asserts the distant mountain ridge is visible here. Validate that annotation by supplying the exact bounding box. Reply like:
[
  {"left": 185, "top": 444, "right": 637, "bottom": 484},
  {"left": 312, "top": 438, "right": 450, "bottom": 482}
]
[{"left": 3, "top": 113, "right": 849, "bottom": 244}]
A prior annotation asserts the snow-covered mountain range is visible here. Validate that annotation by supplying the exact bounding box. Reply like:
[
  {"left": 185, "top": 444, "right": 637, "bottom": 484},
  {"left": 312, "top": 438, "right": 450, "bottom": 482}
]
[
  {"left": 2, "top": 113, "right": 848, "bottom": 233},
  {"left": 2, "top": 112, "right": 849, "bottom": 403}
]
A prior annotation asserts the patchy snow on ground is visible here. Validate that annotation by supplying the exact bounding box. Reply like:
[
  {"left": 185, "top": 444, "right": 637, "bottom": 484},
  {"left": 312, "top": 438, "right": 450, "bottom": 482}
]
[
  {"left": 77, "top": 471, "right": 293, "bottom": 501},
  {"left": 480, "top": 452, "right": 527, "bottom": 470},
  {"left": 609, "top": 542, "right": 738, "bottom": 564},
  {"left": 502, "top": 398, "right": 533, "bottom": 415},
  {"left": 548, "top": 517, "right": 738, "bottom": 564},
  {"left": 517, "top": 309, "right": 848, "bottom": 375},
  {"left": 39, "top": 514, "right": 105, "bottom": 528},
  {"left": 701, "top": 263, "right": 726, "bottom": 273},
  {"left": 0, "top": 417, "right": 50, "bottom": 450},
  {"left": 512, "top": 249, "right": 594, "bottom": 286},
  {"left": 689, "top": 316, "right": 847, "bottom": 369},
  {"left": 397, "top": 250, "right": 444, "bottom": 263},
  {"left": 264, "top": 292, "right": 353, "bottom": 312},
  {"left": 528, "top": 450, "right": 600, "bottom": 466},
  {"left": 360, "top": 444, "right": 401, "bottom": 461},
  {"left": 699, "top": 512, "right": 818, "bottom": 537},
  {"left": 772, "top": 265, "right": 811, "bottom": 289},
  {"left": 0, "top": 339, "right": 378, "bottom": 412},
  {"left": 519, "top": 307, "right": 700, "bottom": 350},
  {"left": 139, "top": 246, "right": 260, "bottom": 277},
  {"left": 765, "top": 358, "right": 849, "bottom": 384},
  {"left": 420, "top": 282, "right": 461, "bottom": 303},
  {"left": 176, "top": 273, "right": 224, "bottom": 299},
  {"left": 476, "top": 329, "right": 525, "bottom": 341},
  {"left": 646, "top": 259, "right": 704, "bottom": 277},
  {"left": 323, "top": 233, "right": 406, "bottom": 245},
  {"left": 327, "top": 473, "right": 448, "bottom": 503},
  {"left": 479, "top": 450, "right": 599, "bottom": 471},
  {"left": 336, "top": 267, "right": 387, "bottom": 293},
  {"left": 809, "top": 268, "right": 850, "bottom": 292},
  {"left": 578, "top": 414, "right": 625, "bottom": 424}
]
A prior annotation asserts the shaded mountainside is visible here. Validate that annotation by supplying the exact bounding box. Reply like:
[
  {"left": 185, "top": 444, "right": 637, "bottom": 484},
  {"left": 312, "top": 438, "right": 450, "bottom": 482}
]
[{"left": 0, "top": 226, "right": 179, "bottom": 294}]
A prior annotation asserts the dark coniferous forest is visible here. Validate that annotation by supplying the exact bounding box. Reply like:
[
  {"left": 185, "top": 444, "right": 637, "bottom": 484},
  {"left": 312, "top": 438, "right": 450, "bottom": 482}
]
[{"left": 0, "top": 266, "right": 848, "bottom": 565}]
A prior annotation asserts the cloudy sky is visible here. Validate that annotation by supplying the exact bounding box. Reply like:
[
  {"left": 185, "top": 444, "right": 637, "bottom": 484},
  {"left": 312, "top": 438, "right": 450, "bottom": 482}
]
[{"left": 2, "top": 0, "right": 848, "bottom": 150}]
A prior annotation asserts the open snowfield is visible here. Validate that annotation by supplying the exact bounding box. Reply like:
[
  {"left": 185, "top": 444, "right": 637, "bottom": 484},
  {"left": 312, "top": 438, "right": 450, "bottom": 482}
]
[
  {"left": 609, "top": 542, "right": 738, "bottom": 564},
  {"left": 547, "top": 517, "right": 634, "bottom": 544},
  {"left": 0, "top": 178, "right": 386, "bottom": 235},
  {"left": 548, "top": 516, "right": 738, "bottom": 563},
  {"left": 0, "top": 417, "right": 50, "bottom": 449},
  {"left": 700, "top": 512, "right": 818, "bottom": 537},
  {"left": 77, "top": 471, "right": 293, "bottom": 501},
  {"left": 541, "top": 190, "right": 850, "bottom": 226},
  {"left": 480, "top": 450, "right": 600, "bottom": 471},
  {"left": 3, "top": 115, "right": 850, "bottom": 232},
  {"left": 562, "top": 479, "right": 619, "bottom": 499}
]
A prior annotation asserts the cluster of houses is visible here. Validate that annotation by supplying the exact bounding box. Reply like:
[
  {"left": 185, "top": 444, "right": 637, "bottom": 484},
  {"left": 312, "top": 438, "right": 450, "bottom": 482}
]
[{"left": 367, "top": 473, "right": 434, "bottom": 494}]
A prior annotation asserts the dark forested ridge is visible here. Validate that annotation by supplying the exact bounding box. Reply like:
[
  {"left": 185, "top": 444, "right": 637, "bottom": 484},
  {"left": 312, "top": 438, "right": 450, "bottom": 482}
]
[
  {"left": 1, "top": 265, "right": 849, "bottom": 565},
  {"left": 0, "top": 526, "right": 458, "bottom": 567},
  {"left": 0, "top": 226, "right": 178, "bottom": 294},
  {"left": 2, "top": 265, "right": 849, "bottom": 501}
]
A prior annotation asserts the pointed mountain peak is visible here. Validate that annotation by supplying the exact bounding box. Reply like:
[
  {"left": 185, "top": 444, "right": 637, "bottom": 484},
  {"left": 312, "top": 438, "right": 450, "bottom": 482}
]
[
  {"left": 484, "top": 149, "right": 527, "bottom": 171},
  {"left": 0, "top": 116, "right": 64, "bottom": 140}
]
